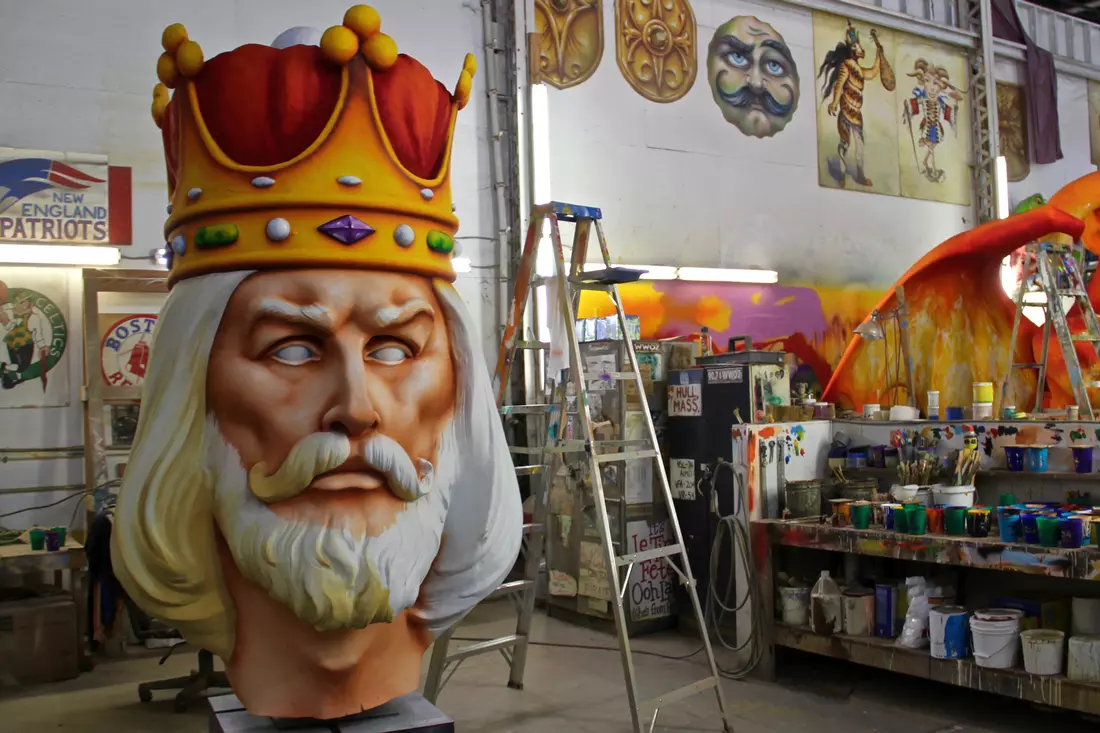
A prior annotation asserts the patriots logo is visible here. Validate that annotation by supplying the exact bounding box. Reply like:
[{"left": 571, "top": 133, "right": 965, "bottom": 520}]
[{"left": 0, "top": 158, "right": 105, "bottom": 217}]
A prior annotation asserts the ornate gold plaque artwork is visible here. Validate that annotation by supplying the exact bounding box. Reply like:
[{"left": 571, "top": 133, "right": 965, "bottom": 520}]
[
  {"left": 616, "top": 0, "right": 697, "bottom": 103},
  {"left": 997, "top": 82, "right": 1030, "bottom": 183},
  {"left": 535, "top": 0, "right": 603, "bottom": 90}
]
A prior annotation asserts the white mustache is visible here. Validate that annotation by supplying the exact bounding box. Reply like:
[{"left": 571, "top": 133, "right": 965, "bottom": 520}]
[{"left": 247, "top": 432, "right": 435, "bottom": 504}]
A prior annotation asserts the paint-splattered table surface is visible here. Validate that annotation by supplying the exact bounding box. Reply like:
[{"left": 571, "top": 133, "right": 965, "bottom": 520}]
[
  {"left": 756, "top": 519, "right": 1100, "bottom": 580},
  {"left": 0, "top": 536, "right": 85, "bottom": 576}
]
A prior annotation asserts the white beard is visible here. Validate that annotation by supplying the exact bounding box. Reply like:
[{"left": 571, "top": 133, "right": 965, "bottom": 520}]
[{"left": 205, "top": 416, "right": 457, "bottom": 632}]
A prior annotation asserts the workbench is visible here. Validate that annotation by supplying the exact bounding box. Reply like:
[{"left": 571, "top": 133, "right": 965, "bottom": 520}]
[
  {"left": 751, "top": 519, "right": 1100, "bottom": 716},
  {"left": 0, "top": 537, "right": 90, "bottom": 671}
]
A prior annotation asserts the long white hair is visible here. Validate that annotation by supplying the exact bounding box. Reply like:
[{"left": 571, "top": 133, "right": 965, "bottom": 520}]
[{"left": 110, "top": 271, "right": 521, "bottom": 659}]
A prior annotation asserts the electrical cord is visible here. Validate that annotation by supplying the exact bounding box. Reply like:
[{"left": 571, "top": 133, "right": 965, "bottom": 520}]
[{"left": 703, "top": 458, "right": 765, "bottom": 680}]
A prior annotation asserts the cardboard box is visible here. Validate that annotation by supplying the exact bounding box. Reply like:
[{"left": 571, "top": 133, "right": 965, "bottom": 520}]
[{"left": 0, "top": 594, "right": 79, "bottom": 686}]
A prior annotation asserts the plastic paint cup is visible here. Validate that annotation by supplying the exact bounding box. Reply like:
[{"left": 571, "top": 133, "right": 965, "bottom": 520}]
[
  {"left": 28, "top": 528, "right": 45, "bottom": 551},
  {"left": 945, "top": 406, "right": 965, "bottom": 420},
  {"left": 1037, "top": 516, "right": 1062, "bottom": 548},
  {"left": 51, "top": 527, "right": 67, "bottom": 546},
  {"left": 999, "top": 514, "right": 1022, "bottom": 543},
  {"left": 850, "top": 502, "right": 872, "bottom": 530},
  {"left": 43, "top": 530, "right": 61, "bottom": 552},
  {"left": 905, "top": 503, "right": 927, "bottom": 535},
  {"left": 1004, "top": 446, "right": 1026, "bottom": 472},
  {"left": 1027, "top": 446, "right": 1049, "bottom": 473},
  {"left": 926, "top": 506, "right": 945, "bottom": 534},
  {"left": 945, "top": 506, "right": 968, "bottom": 536},
  {"left": 1073, "top": 445, "right": 1095, "bottom": 474},
  {"left": 893, "top": 505, "right": 910, "bottom": 533},
  {"left": 966, "top": 509, "right": 991, "bottom": 538},
  {"left": 1022, "top": 513, "right": 1040, "bottom": 544},
  {"left": 999, "top": 493, "right": 1018, "bottom": 506},
  {"left": 1061, "top": 517, "right": 1085, "bottom": 549}
]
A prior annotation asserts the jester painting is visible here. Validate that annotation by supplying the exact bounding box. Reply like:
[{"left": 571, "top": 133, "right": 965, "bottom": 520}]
[
  {"left": 903, "top": 59, "right": 961, "bottom": 183},
  {"left": 111, "top": 5, "right": 522, "bottom": 721},
  {"left": 817, "top": 21, "right": 895, "bottom": 187}
]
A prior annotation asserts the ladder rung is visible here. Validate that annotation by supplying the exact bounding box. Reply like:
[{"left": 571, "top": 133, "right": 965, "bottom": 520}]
[
  {"left": 488, "top": 580, "right": 535, "bottom": 599},
  {"left": 642, "top": 676, "right": 718, "bottom": 713},
  {"left": 1071, "top": 334, "right": 1100, "bottom": 341},
  {"left": 587, "top": 371, "right": 636, "bottom": 381},
  {"left": 595, "top": 449, "right": 658, "bottom": 464},
  {"left": 445, "top": 635, "right": 521, "bottom": 662},
  {"left": 1012, "top": 363, "right": 1044, "bottom": 369},
  {"left": 514, "top": 465, "right": 548, "bottom": 476},
  {"left": 516, "top": 341, "right": 550, "bottom": 350},
  {"left": 549, "top": 201, "right": 603, "bottom": 221},
  {"left": 616, "top": 543, "right": 682, "bottom": 566},
  {"left": 501, "top": 404, "right": 553, "bottom": 415},
  {"left": 573, "top": 282, "right": 613, "bottom": 291}
]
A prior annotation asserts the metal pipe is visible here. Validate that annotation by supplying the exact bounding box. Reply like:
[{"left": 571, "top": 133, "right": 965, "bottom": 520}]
[{"left": 0, "top": 483, "right": 86, "bottom": 496}]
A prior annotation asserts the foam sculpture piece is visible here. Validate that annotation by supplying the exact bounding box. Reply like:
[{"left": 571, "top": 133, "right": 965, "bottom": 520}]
[
  {"left": 823, "top": 173, "right": 1100, "bottom": 411},
  {"left": 110, "top": 6, "right": 522, "bottom": 720}
]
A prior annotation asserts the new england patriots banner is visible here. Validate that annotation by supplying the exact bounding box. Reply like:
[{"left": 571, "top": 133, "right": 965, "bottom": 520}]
[{"left": 0, "top": 149, "right": 109, "bottom": 244}]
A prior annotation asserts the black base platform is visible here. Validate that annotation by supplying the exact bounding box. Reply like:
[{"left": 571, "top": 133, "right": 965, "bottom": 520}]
[{"left": 207, "top": 693, "right": 454, "bottom": 733}]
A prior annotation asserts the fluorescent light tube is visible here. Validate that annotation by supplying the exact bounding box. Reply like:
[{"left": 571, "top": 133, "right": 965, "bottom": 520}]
[
  {"left": 452, "top": 257, "right": 473, "bottom": 274},
  {"left": 678, "top": 267, "right": 778, "bottom": 283},
  {"left": 0, "top": 244, "right": 121, "bottom": 266}
]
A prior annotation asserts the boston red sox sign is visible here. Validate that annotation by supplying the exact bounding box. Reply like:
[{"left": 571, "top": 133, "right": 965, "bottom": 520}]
[{"left": 100, "top": 314, "right": 156, "bottom": 387}]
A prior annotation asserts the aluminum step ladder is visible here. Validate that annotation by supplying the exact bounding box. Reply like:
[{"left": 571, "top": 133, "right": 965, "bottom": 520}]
[
  {"left": 1000, "top": 241, "right": 1100, "bottom": 418},
  {"left": 497, "top": 202, "right": 734, "bottom": 732}
]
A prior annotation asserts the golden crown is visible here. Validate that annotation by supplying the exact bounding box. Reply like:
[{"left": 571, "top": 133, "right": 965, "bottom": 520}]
[{"left": 151, "top": 5, "right": 475, "bottom": 285}]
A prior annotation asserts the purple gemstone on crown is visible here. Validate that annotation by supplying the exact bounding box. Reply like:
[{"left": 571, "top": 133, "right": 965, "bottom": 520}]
[{"left": 317, "top": 215, "right": 375, "bottom": 245}]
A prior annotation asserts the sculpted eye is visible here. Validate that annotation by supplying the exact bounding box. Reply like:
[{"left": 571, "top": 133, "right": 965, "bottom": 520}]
[
  {"left": 765, "top": 60, "right": 786, "bottom": 76},
  {"left": 368, "top": 345, "right": 410, "bottom": 365},
  {"left": 725, "top": 52, "right": 750, "bottom": 68},
  {"left": 271, "top": 344, "right": 318, "bottom": 366}
]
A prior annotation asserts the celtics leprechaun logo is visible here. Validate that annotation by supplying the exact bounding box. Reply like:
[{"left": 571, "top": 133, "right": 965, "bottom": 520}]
[{"left": 0, "top": 282, "right": 67, "bottom": 391}]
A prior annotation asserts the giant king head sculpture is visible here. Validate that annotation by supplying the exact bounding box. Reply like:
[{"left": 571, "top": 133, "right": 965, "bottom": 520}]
[{"left": 111, "top": 6, "right": 522, "bottom": 720}]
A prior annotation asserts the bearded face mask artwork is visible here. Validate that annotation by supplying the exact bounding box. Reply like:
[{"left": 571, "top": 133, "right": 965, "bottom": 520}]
[{"left": 110, "top": 5, "right": 522, "bottom": 721}]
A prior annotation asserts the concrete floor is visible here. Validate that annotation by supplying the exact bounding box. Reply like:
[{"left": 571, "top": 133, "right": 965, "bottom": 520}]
[{"left": 0, "top": 599, "right": 1081, "bottom": 732}]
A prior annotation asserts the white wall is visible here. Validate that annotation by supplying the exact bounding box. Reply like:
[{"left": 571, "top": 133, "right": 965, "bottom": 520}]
[{"left": 0, "top": 0, "right": 497, "bottom": 524}]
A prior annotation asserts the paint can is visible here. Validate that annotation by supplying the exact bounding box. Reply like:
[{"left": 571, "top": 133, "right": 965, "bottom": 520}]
[
  {"left": 842, "top": 589, "right": 875, "bottom": 637},
  {"left": 972, "top": 402, "right": 994, "bottom": 419},
  {"left": 973, "top": 381, "right": 995, "bottom": 403},
  {"left": 785, "top": 480, "right": 822, "bottom": 519},
  {"left": 1020, "top": 629, "right": 1065, "bottom": 676},
  {"left": 779, "top": 586, "right": 811, "bottom": 627},
  {"left": 971, "top": 616, "right": 1021, "bottom": 669},
  {"left": 841, "top": 479, "right": 877, "bottom": 502},
  {"left": 862, "top": 403, "right": 880, "bottom": 419},
  {"left": 945, "top": 406, "right": 964, "bottom": 420},
  {"left": 926, "top": 390, "right": 940, "bottom": 420},
  {"left": 1071, "top": 598, "right": 1100, "bottom": 636},
  {"left": 1068, "top": 636, "right": 1100, "bottom": 683},
  {"left": 930, "top": 606, "right": 970, "bottom": 659},
  {"left": 874, "top": 583, "right": 898, "bottom": 637}
]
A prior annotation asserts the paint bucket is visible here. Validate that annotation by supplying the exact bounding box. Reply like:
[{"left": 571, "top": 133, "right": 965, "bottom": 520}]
[
  {"left": 972, "top": 402, "right": 994, "bottom": 419},
  {"left": 1027, "top": 445, "right": 1049, "bottom": 473},
  {"left": 933, "top": 485, "right": 976, "bottom": 508},
  {"left": 1020, "top": 629, "right": 1065, "bottom": 676},
  {"left": 875, "top": 583, "right": 898, "bottom": 637},
  {"left": 779, "top": 586, "right": 811, "bottom": 627},
  {"left": 945, "top": 506, "right": 968, "bottom": 536},
  {"left": 1073, "top": 445, "right": 1095, "bottom": 474},
  {"left": 841, "top": 479, "right": 878, "bottom": 502},
  {"left": 842, "top": 589, "right": 875, "bottom": 637},
  {"left": 862, "top": 403, "right": 881, "bottom": 419},
  {"left": 945, "top": 406, "right": 964, "bottom": 420},
  {"left": 1062, "top": 517, "right": 1085, "bottom": 549},
  {"left": 890, "top": 405, "right": 920, "bottom": 421},
  {"left": 971, "top": 616, "right": 1021, "bottom": 669},
  {"left": 930, "top": 606, "right": 970, "bottom": 659},
  {"left": 973, "top": 382, "right": 995, "bottom": 403},
  {"left": 892, "top": 484, "right": 920, "bottom": 503},
  {"left": 926, "top": 391, "right": 940, "bottom": 420},
  {"left": 1068, "top": 636, "right": 1100, "bottom": 682},
  {"left": 1004, "top": 446, "right": 1026, "bottom": 472},
  {"left": 1071, "top": 598, "right": 1100, "bottom": 636},
  {"left": 785, "top": 480, "right": 822, "bottom": 519},
  {"left": 1022, "top": 513, "right": 1040, "bottom": 544}
]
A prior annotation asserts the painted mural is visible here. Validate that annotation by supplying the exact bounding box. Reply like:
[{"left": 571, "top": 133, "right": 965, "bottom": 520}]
[
  {"left": 535, "top": 0, "right": 603, "bottom": 89},
  {"left": 998, "top": 82, "right": 1030, "bottom": 183},
  {"left": 706, "top": 16, "right": 799, "bottom": 138},
  {"left": 813, "top": 13, "right": 970, "bottom": 205},
  {"left": 616, "top": 0, "right": 697, "bottom": 103}
]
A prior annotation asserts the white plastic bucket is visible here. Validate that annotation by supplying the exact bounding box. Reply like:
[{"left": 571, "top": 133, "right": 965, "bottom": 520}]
[
  {"left": 1021, "top": 629, "right": 1065, "bottom": 675},
  {"left": 779, "top": 586, "right": 811, "bottom": 627},
  {"left": 974, "top": 608, "right": 1025, "bottom": 623},
  {"left": 1072, "top": 598, "right": 1100, "bottom": 636},
  {"left": 930, "top": 606, "right": 969, "bottom": 659},
  {"left": 892, "top": 484, "right": 920, "bottom": 503},
  {"left": 970, "top": 617, "right": 1021, "bottom": 669},
  {"left": 933, "top": 485, "right": 976, "bottom": 508},
  {"left": 1068, "top": 635, "right": 1100, "bottom": 682}
]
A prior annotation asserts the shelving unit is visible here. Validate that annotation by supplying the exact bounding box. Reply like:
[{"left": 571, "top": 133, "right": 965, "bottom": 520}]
[{"left": 750, "top": 519, "right": 1100, "bottom": 714}]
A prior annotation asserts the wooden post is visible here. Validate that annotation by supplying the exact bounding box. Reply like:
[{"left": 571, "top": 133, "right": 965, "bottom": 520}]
[{"left": 896, "top": 286, "right": 917, "bottom": 407}]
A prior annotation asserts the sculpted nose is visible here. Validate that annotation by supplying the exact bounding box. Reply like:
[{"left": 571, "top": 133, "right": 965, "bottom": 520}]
[{"left": 322, "top": 361, "right": 380, "bottom": 438}]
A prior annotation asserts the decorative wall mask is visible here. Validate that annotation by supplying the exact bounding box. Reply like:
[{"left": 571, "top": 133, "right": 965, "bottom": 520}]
[
  {"left": 536, "top": 0, "right": 603, "bottom": 89},
  {"left": 707, "top": 16, "right": 799, "bottom": 137},
  {"left": 111, "top": 5, "right": 522, "bottom": 721},
  {"left": 616, "top": 0, "right": 697, "bottom": 103},
  {"left": 996, "top": 82, "right": 1029, "bottom": 182}
]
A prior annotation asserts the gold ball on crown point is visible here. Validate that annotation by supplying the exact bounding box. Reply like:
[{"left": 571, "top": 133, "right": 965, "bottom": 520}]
[
  {"left": 455, "top": 70, "right": 474, "bottom": 109},
  {"left": 344, "top": 5, "right": 382, "bottom": 38},
  {"left": 151, "top": 98, "right": 168, "bottom": 128},
  {"left": 153, "top": 83, "right": 170, "bottom": 102},
  {"left": 156, "top": 52, "right": 179, "bottom": 89},
  {"left": 362, "top": 33, "right": 398, "bottom": 71},
  {"left": 463, "top": 53, "right": 478, "bottom": 77},
  {"left": 321, "top": 25, "right": 359, "bottom": 64},
  {"left": 161, "top": 23, "right": 189, "bottom": 53},
  {"left": 176, "top": 40, "right": 204, "bottom": 78}
]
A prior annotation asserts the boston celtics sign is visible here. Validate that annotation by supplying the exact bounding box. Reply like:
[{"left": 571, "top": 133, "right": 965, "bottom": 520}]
[{"left": 0, "top": 286, "right": 66, "bottom": 391}]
